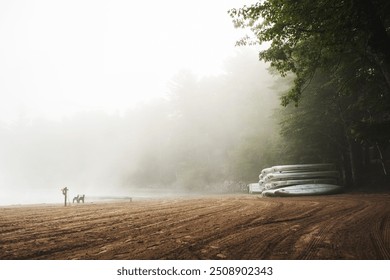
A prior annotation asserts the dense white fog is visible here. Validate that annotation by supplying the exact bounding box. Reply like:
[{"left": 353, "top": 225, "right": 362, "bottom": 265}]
[
  {"left": 0, "top": 0, "right": 256, "bottom": 123},
  {"left": 0, "top": 49, "right": 279, "bottom": 205},
  {"left": 0, "top": 0, "right": 280, "bottom": 205}
]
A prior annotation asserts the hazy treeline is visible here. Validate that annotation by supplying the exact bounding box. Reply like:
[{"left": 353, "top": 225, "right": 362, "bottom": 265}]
[
  {"left": 230, "top": 0, "right": 390, "bottom": 189},
  {"left": 4, "top": 0, "right": 389, "bottom": 204},
  {"left": 0, "top": 49, "right": 279, "bottom": 202}
]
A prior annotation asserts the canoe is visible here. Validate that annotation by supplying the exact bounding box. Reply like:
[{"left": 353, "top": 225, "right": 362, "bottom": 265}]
[
  {"left": 264, "top": 178, "right": 338, "bottom": 190},
  {"left": 264, "top": 170, "right": 339, "bottom": 182},
  {"left": 260, "top": 164, "right": 334, "bottom": 177},
  {"left": 270, "top": 163, "right": 335, "bottom": 173},
  {"left": 259, "top": 179, "right": 265, "bottom": 185},
  {"left": 274, "top": 184, "right": 344, "bottom": 197},
  {"left": 261, "top": 189, "right": 278, "bottom": 197},
  {"left": 260, "top": 167, "right": 274, "bottom": 177}
]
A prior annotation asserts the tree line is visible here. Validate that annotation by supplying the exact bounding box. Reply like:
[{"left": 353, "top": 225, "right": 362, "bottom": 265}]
[{"left": 229, "top": 0, "right": 390, "bottom": 189}]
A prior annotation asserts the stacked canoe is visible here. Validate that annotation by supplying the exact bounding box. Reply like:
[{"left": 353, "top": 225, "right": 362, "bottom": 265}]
[{"left": 256, "top": 164, "right": 344, "bottom": 197}]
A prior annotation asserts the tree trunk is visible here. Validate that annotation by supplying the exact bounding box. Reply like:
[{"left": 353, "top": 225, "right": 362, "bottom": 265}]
[
  {"left": 347, "top": 139, "right": 358, "bottom": 188},
  {"left": 337, "top": 99, "right": 359, "bottom": 188},
  {"left": 340, "top": 152, "right": 348, "bottom": 187},
  {"left": 375, "top": 141, "right": 388, "bottom": 175}
]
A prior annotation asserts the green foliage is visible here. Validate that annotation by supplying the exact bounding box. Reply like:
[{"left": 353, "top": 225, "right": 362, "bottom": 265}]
[
  {"left": 229, "top": 0, "right": 390, "bottom": 105},
  {"left": 276, "top": 74, "right": 345, "bottom": 162},
  {"left": 230, "top": 0, "right": 390, "bottom": 187}
]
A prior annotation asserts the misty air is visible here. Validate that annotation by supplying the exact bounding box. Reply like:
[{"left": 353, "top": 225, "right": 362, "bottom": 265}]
[{"left": 0, "top": 0, "right": 389, "bottom": 262}]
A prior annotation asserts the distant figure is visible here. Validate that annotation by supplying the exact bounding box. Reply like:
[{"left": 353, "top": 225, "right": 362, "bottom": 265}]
[
  {"left": 61, "top": 187, "right": 69, "bottom": 207},
  {"left": 78, "top": 194, "right": 85, "bottom": 203},
  {"left": 72, "top": 194, "right": 85, "bottom": 203}
]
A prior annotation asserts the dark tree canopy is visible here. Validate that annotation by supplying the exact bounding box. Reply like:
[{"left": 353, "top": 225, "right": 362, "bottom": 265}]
[
  {"left": 229, "top": 0, "right": 390, "bottom": 105},
  {"left": 230, "top": 0, "right": 390, "bottom": 188}
]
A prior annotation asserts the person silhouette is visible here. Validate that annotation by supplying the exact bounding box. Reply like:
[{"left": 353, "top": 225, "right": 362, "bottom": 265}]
[{"left": 61, "top": 187, "right": 69, "bottom": 206}]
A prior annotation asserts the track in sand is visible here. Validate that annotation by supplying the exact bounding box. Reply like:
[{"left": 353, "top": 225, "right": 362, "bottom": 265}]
[{"left": 0, "top": 193, "right": 389, "bottom": 259}]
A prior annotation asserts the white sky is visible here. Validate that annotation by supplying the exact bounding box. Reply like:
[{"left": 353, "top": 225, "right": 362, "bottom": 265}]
[{"left": 0, "top": 0, "right": 256, "bottom": 123}]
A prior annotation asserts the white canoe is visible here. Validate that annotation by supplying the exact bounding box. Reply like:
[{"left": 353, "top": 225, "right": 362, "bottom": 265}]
[
  {"left": 259, "top": 167, "right": 274, "bottom": 178},
  {"left": 264, "top": 178, "right": 338, "bottom": 190},
  {"left": 270, "top": 163, "right": 335, "bottom": 173},
  {"left": 264, "top": 170, "right": 339, "bottom": 182},
  {"left": 260, "top": 164, "right": 336, "bottom": 179},
  {"left": 261, "top": 189, "right": 278, "bottom": 197},
  {"left": 259, "top": 179, "right": 265, "bottom": 185},
  {"left": 263, "top": 184, "right": 344, "bottom": 197}
]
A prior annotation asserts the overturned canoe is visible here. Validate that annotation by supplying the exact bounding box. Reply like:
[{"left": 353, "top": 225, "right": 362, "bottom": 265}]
[
  {"left": 260, "top": 163, "right": 335, "bottom": 178},
  {"left": 264, "top": 178, "right": 338, "bottom": 190},
  {"left": 263, "top": 184, "right": 344, "bottom": 197},
  {"left": 259, "top": 167, "right": 274, "bottom": 178},
  {"left": 264, "top": 170, "right": 339, "bottom": 182},
  {"left": 270, "top": 163, "right": 335, "bottom": 173}
]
